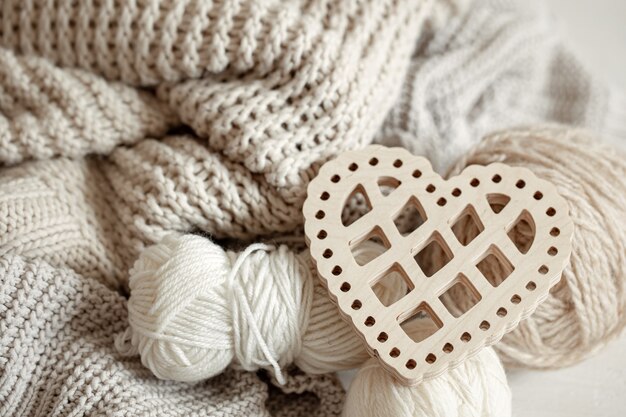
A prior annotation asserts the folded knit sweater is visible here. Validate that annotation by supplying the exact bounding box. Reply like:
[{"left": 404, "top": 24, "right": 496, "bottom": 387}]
[{"left": 1, "top": 0, "right": 624, "bottom": 415}]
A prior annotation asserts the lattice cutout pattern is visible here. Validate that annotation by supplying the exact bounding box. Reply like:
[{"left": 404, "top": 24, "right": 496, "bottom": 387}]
[{"left": 303, "top": 145, "right": 573, "bottom": 385}]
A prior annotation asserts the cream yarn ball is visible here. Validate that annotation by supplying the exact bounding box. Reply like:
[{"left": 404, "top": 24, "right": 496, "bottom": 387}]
[
  {"left": 119, "top": 233, "right": 405, "bottom": 382},
  {"left": 449, "top": 126, "right": 626, "bottom": 368},
  {"left": 344, "top": 318, "right": 511, "bottom": 417}
]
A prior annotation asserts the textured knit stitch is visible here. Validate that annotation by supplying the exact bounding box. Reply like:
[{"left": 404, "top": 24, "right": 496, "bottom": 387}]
[
  {"left": 0, "top": 255, "right": 345, "bottom": 417},
  {"left": 377, "top": 0, "right": 626, "bottom": 172},
  {"left": 0, "top": 0, "right": 441, "bottom": 414},
  {"left": 0, "top": 0, "right": 433, "bottom": 198},
  {"left": 0, "top": 0, "right": 436, "bottom": 290},
  {"left": 0, "top": 48, "right": 177, "bottom": 165}
]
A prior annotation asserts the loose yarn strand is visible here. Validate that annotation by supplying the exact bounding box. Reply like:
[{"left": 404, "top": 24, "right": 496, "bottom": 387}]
[{"left": 226, "top": 243, "right": 287, "bottom": 384}]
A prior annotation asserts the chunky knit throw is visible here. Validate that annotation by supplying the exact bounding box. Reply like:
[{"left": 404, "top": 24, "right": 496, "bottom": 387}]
[{"left": 0, "top": 0, "right": 624, "bottom": 415}]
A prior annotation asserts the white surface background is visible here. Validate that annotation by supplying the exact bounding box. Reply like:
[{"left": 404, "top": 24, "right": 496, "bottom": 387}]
[
  {"left": 512, "top": 1, "right": 626, "bottom": 416},
  {"left": 340, "top": 2, "right": 626, "bottom": 416}
]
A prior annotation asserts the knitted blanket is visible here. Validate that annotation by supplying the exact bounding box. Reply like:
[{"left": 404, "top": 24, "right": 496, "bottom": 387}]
[{"left": 0, "top": 0, "right": 624, "bottom": 415}]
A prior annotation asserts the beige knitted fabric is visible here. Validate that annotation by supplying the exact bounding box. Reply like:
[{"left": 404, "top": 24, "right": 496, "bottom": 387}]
[
  {"left": 0, "top": 0, "right": 435, "bottom": 292},
  {"left": 0, "top": 0, "right": 441, "bottom": 415},
  {"left": 0, "top": 48, "right": 177, "bottom": 165},
  {"left": 377, "top": 0, "right": 626, "bottom": 172},
  {"left": 0, "top": 0, "right": 431, "bottom": 198},
  {"left": 0, "top": 255, "right": 344, "bottom": 416}
]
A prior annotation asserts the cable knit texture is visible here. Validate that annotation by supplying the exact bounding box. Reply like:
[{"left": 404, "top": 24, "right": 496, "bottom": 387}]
[
  {"left": 0, "top": 0, "right": 625, "bottom": 414},
  {"left": 377, "top": 0, "right": 626, "bottom": 172},
  {"left": 0, "top": 0, "right": 434, "bottom": 290},
  {"left": 0, "top": 0, "right": 438, "bottom": 414}
]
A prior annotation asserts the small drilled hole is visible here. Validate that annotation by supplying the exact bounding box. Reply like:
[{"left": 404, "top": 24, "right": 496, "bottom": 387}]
[
  {"left": 332, "top": 266, "right": 342, "bottom": 276},
  {"left": 331, "top": 175, "right": 340, "bottom": 183},
  {"left": 364, "top": 316, "right": 376, "bottom": 327},
  {"left": 322, "top": 249, "right": 333, "bottom": 258},
  {"left": 369, "top": 157, "right": 379, "bottom": 166},
  {"left": 393, "top": 159, "right": 403, "bottom": 168},
  {"left": 526, "top": 281, "right": 537, "bottom": 291},
  {"left": 534, "top": 191, "right": 543, "bottom": 200},
  {"left": 516, "top": 180, "right": 526, "bottom": 189},
  {"left": 437, "top": 197, "right": 447, "bottom": 206},
  {"left": 349, "top": 163, "right": 358, "bottom": 171},
  {"left": 412, "top": 169, "right": 422, "bottom": 178},
  {"left": 548, "top": 246, "right": 558, "bottom": 256},
  {"left": 377, "top": 332, "right": 388, "bottom": 343},
  {"left": 480, "top": 320, "right": 490, "bottom": 331},
  {"left": 492, "top": 174, "right": 502, "bottom": 183},
  {"left": 425, "top": 353, "right": 437, "bottom": 364},
  {"left": 511, "top": 294, "right": 521, "bottom": 304},
  {"left": 497, "top": 307, "right": 508, "bottom": 317},
  {"left": 405, "top": 359, "right": 416, "bottom": 369},
  {"left": 546, "top": 207, "right": 556, "bottom": 216},
  {"left": 426, "top": 184, "right": 436, "bottom": 193},
  {"left": 538, "top": 265, "right": 549, "bottom": 274},
  {"left": 390, "top": 348, "right": 400, "bottom": 358},
  {"left": 452, "top": 188, "right": 462, "bottom": 197},
  {"left": 470, "top": 178, "right": 480, "bottom": 187},
  {"left": 317, "top": 230, "right": 327, "bottom": 239},
  {"left": 461, "top": 332, "right": 472, "bottom": 342},
  {"left": 550, "top": 227, "right": 560, "bottom": 237},
  {"left": 315, "top": 210, "right": 325, "bottom": 219},
  {"left": 340, "top": 282, "right": 351, "bottom": 292},
  {"left": 351, "top": 300, "right": 362, "bottom": 310},
  {"left": 320, "top": 191, "right": 330, "bottom": 201},
  {"left": 442, "top": 343, "right": 454, "bottom": 353}
]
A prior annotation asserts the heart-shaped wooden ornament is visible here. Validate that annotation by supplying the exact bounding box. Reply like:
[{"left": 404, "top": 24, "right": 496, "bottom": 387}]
[{"left": 303, "top": 145, "right": 573, "bottom": 385}]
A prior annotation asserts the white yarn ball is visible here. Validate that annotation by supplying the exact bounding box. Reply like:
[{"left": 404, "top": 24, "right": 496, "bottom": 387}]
[
  {"left": 344, "top": 347, "right": 511, "bottom": 417},
  {"left": 121, "top": 233, "right": 405, "bottom": 382}
]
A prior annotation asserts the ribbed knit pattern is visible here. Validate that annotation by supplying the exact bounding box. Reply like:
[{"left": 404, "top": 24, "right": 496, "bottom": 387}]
[
  {"left": 0, "top": 0, "right": 434, "bottom": 289},
  {"left": 1, "top": 0, "right": 625, "bottom": 414},
  {"left": 0, "top": 0, "right": 440, "bottom": 414},
  {"left": 0, "top": 255, "right": 344, "bottom": 416},
  {"left": 377, "top": 0, "right": 626, "bottom": 172},
  {"left": 0, "top": 48, "right": 177, "bottom": 165}
]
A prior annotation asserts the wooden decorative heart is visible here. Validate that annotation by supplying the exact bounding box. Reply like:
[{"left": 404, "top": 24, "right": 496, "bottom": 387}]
[{"left": 303, "top": 145, "right": 573, "bottom": 385}]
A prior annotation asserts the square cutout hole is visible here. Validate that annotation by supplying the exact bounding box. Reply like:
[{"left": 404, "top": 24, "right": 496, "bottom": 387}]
[
  {"left": 476, "top": 245, "right": 514, "bottom": 287},
  {"left": 451, "top": 205, "right": 484, "bottom": 246},
  {"left": 371, "top": 264, "right": 414, "bottom": 307},
  {"left": 399, "top": 303, "right": 442, "bottom": 343},
  {"left": 487, "top": 193, "right": 511, "bottom": 214},
  {"left": 350, "top": 227, "right": 391, "bottom": 266},
  {"left": 507, "top": 210, "right": 535, "bottom": 254},
  {"left": 439, "top": 274, "right": 482, "bottom": 318},
  {"left": 393, "top": 196, "right": 427, "bottom": 237},
  {"left": 341, "top": 184, "right": 372, "bottom": 227},
  {"left": 414, "top": 233, "right": 453, "bottom": 277},
  {"left": 378, "top": 176, "right": 401, "bottom": 197}
]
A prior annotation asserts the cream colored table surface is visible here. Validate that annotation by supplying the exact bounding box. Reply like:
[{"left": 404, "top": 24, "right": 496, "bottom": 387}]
[{"left": 339, "top": 2, "right": 626, "bottom": 415}]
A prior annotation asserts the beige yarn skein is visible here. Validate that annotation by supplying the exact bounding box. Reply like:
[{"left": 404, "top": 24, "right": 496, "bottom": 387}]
[
  {"left": 448, "top": 126, "right": 626, "bottom": 369},
  {"left": 119, "top": 233, "right": 405, "bottom": 383}
]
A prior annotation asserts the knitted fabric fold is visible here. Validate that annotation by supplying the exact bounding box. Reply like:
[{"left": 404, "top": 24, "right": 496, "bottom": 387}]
[
  {"left": 0, "top": 255, "right": 345, "bottom": 417},
  {"left": 0, "top": 1, "right": 442, "bottom": 414},
  {"left": 377, "top": 0, "right": 626, "bottom": 172},
  {"left": 0, "top": 48, "right": 177, "bottom": 165},
  {"left": 0, "top": 135, "right": 304, "bottom": 289}
]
